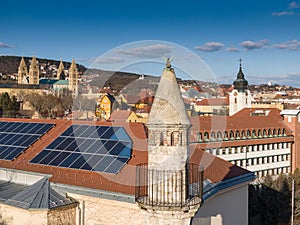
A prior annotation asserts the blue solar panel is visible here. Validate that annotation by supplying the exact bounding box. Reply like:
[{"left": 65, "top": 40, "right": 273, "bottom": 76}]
[
  {"left": 30, "top": 125, "right": 132, "bottom": 174},
  {"left": 0, "top": 122, "right": 55, "bottom": 161}
]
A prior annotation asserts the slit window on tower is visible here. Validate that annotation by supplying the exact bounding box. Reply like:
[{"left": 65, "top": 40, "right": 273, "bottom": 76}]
[{"left": 30, "top": 125, "right": 132, "bottom": 174}]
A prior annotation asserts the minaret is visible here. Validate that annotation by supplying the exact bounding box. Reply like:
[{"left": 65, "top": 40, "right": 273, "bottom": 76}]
[
  {"left": 229, "top": 59, "right": 251, "bottom": 116},
  {"left": 136, "top": 59, "right": 202, "bottom": 225},
  {"left": 68, "top": 59, "right": 78, "bottom": 91},
  {"left": 17, "top": 57, "right": 28, "bottom": 84},
  {"left": 28, "top": 56, "right": 39, "bottom": 85},
  {"left": 57, "top": 60, "right": 65, "bottom": 80}
]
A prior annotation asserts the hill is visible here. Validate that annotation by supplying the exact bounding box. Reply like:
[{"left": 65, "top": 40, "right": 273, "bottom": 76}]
[{"left": 0, "top": 56, "right": 86, "bottom": 77}]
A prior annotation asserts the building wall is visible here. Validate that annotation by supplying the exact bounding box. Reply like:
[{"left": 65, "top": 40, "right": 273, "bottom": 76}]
[
  {"left": 47, "top": 204, "right": 77, "bottom": 225},
  {"left": 0, "top": 204, "right": 48, "bottom": 225},
  {"left": 282, "top": 114, "right": 300, "bottom": 171},
  {"left": 67, "top": 193, "right": 145, "bottom": 225},
  {"left": 192, "top": 183, "right": 248, "bottom": 225},
  {"left": 204, "top": 142, "right": 291, "bottom": 177}
]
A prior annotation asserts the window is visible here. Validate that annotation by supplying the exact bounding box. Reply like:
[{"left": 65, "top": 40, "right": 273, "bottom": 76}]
[
  {"left": 288, "top": 116, "right": 292, "bottom": 123},
  {"left": 235, "top": 98, "right": 237, "bottom": 104}
]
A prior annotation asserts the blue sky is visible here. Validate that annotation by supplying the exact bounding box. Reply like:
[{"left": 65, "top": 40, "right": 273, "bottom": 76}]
[{"left": 1, "top": 0, "right": 300, "bottom": 86}]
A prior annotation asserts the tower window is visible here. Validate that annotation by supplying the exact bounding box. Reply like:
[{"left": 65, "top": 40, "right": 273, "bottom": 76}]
[{"left": 234, "top": 98, "right": 237, "bottom": 104}]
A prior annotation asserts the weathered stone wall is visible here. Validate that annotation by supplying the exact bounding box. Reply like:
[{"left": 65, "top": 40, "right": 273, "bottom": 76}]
[
  {"left": 0, "top": 203, "right": 48, "bottom": 225},
  {"left": 67, "top": 193, "right": 145, "bottom": 225},
  {"left": 47, "top": 204, "right": 77, "bottom": 225}
]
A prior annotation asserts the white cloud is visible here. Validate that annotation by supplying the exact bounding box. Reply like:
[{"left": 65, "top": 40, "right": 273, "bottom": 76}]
[
  {"left": 289, "top": 1, "right": 300, "bottom": 9},
  {"left": 226, "top": 47, "right": 240, "bottom": 52},
  {"left": 272, "top": 40, "right": 300, "bottom": 50},
  {"left": 272, "top": 11, "right": 295, "bottom": 16},
  {"left": 0, "top": 42, "right": 15, "bottom": 48},
  {"left": 115, "top": 44, "right": 173, "bottom": 58},
  {"left": 195, "top": 42, "right": 224, "bottom": 52},
  {"left": 240, "top": 40, "right": 269, "bottom": 51},
  {"left": 94, "top": 57, "right": 124, "bottom": 64}
]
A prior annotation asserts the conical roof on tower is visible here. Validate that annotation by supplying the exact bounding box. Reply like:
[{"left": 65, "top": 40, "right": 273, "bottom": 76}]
[
  {"left": 233, "top": 59, "right": 248, "bottom": 92},
  {"left": 30, "top": 56, "right": 38, "bottom": 67},
  {"left": 69, "top": 58, "right": 78, "bottom": 72},
  {"left": 148, "top": 59, "right": 190, "bottom": 125},
  {"left": 58, "top": 60, "right": 64, "bottom": 71},
  {"left": 18, "top": 57, "right": 28, "bottom": 72}
]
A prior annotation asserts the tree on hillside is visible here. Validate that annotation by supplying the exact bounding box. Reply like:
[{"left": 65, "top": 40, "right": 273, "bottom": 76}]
[{"left": 0, "top": 92, "right": 20, "bottom": 117}]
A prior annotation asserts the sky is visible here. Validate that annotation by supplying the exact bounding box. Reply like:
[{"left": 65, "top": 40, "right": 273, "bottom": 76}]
[{"left": 1, "top": 0, "right": 300, "bottom": 86}]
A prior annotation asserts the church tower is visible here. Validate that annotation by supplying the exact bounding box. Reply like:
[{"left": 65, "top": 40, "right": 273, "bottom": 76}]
[
  {"left": 18, "top": 57, "right": 28, "bottom": 84},
  {"left": 136, "top": 60, "right": 202, "bottom": 225},
  {"left": 28, "top": 56, "right": 39, "bottom": 85},
  {"left": 57, "top": 60, "right": 66, "bottom": 80},
  {"left": 229, "top": 59, "right": 251, "bottom": 116},
  {"left": 68, "top": 59, "right": 78, "bottom": 91}
]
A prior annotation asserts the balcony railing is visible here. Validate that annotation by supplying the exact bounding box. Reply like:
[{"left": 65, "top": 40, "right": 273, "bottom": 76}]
[{"left": 135, "top": 163, "right": 203, "bottom": 210}]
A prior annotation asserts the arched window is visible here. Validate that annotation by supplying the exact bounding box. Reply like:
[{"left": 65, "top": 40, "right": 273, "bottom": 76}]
[
  {"left": 229, "top": 130, "right": 234, "bottom": 140},
  {"left": 282, "top": 128, "right": 286, "bottom": 136},
  {"left": 235, "top": 130, "right": 240, "bottom": 139},
  {"left": 210, "top": 132, "right": 216, "bottom": 141},
  {"left": 273, "top": 128, "right": 277, "bottom": 136},
  {"left": 223, "top": 131, "right": 228, "bottom": 140},
  {"left": 257, "top": 129, "right": 262, "bottom": 138},
  {"left": 241, "top": 130, "right": 246, "bottom": 139},
  {"left": 170, "top": 132, "right": 175, "bottom": 146},
  {"left": 252, "top": 130, "right": 257, "bottom": 138},
  {"left": 197, "top": 132, "right": 202, "bottom": 142},
  {"left": 204, "top": 132, "right": 209, "bottom": 142},
  {"left": 268, "top": 129, "right": 272, "bottom": 137},
  {"left": 160, "top": 132, "right": 164, "bottom": 146},
  {"left": 263, "top": 129, "right": 267, "bottom": 137},
  {"left": 217, "top": 131, "right": 222, "bottom": 140},
  {"left": 247, "top": 130, "right": 251, "bottom": 138},
  {"left": 278, "top": 128, "right": 282, "bottom": 136}
]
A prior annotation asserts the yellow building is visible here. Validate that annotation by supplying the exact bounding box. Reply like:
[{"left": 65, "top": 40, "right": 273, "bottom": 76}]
[
  {"left": 28, "top": 56, "right": 39, "bottom": 85},
  {"left": 96, "top": 93, "right": 115, "bottom": 120}
]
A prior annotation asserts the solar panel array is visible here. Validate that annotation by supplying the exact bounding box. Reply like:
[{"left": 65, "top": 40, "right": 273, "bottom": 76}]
[
  {"left": 0, "top": 122, "right": 54, "bottom": 160},
  {"left": 30, "top": 125, "right": 132, "bottom": 174}
]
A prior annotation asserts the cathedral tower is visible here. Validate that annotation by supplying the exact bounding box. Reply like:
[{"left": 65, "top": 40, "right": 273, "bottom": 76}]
[
  {"left": 57, "top": 60, "right": 65, "bottom": 80},
  {"left": 229, "top": 59, "right": 251, "bottom": 116},
  {"left": 136, "top": 60, "right": 202, "bottom": 225},
  {"left": 28, "top": 56, "right": 39, "bottom": 85},
  {"left": 18, "top": 57, "right": 28, "bottom": 84},
  {"left": 68, "top": 59, "right": 78, "bottom": 91}
]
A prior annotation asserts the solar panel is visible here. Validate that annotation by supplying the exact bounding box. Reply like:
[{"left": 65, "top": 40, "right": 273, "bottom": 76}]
[
  {"left": 0, "top": 122, "right": 55, "bottom": 160},
  {"left": 30, "top": 125, "right": 132, "bottom": 174}
]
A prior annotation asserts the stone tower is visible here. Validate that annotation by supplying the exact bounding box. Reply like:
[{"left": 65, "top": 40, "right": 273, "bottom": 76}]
[
  {"left": 68, "top": 59, "right": 78, "bottom": 91},
  {"left": 136, "top": 60, "right": 202, "bottom": 225},
  {"left": 57, "top": 60, "right": 65, "bottom": 80},
  {"left": 18, "top": 57, "right": 28, "bottom": 84},
  {"left": 28, "top": 56, "right": 39, "bottom": 85},
  {"left": 229, "top": 59, "right": 251, "bottom": 116}
]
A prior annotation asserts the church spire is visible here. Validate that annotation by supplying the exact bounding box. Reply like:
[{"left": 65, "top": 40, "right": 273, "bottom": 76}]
[
  {"left": 233, "top": 58, "right": 248, "bottom": 92},
  {"left": 57, "top": 60, "right": 65, "bottom": 80},
  {"left": 68, "top": 58, "right": 78, "bottom": 91},
  {"left": 28, "top": 56, "right": 39, "bottom": 85},
  {"left": 18, "top": 57, "right": 28, "bottom": 84}
]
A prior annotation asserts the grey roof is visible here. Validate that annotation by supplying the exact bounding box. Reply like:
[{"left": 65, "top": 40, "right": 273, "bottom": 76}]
[
  {"left": 148, "top": 68, "right": 190, "bottom": 125},
  {"left": 280, "top": 110, "right": 300, "bottom": 116},
  {"left": 0, "top": 177, "right": 77, "bottom": 210}
]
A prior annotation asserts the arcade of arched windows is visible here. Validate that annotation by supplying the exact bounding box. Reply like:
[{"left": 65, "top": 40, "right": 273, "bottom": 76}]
[{"left": 196, "top": 128, "right": 287, "bottom": 143}]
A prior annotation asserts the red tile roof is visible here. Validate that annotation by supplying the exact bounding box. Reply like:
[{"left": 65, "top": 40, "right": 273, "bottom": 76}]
[
  {"left": 109, "top": 110, "right": 133, "bottom": 121},
  {"left": 195, "top": 98, "right": 228, "bottom": 106},
  {"left": 0, "top": 117, "right": 251, "bottom": 195}
]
